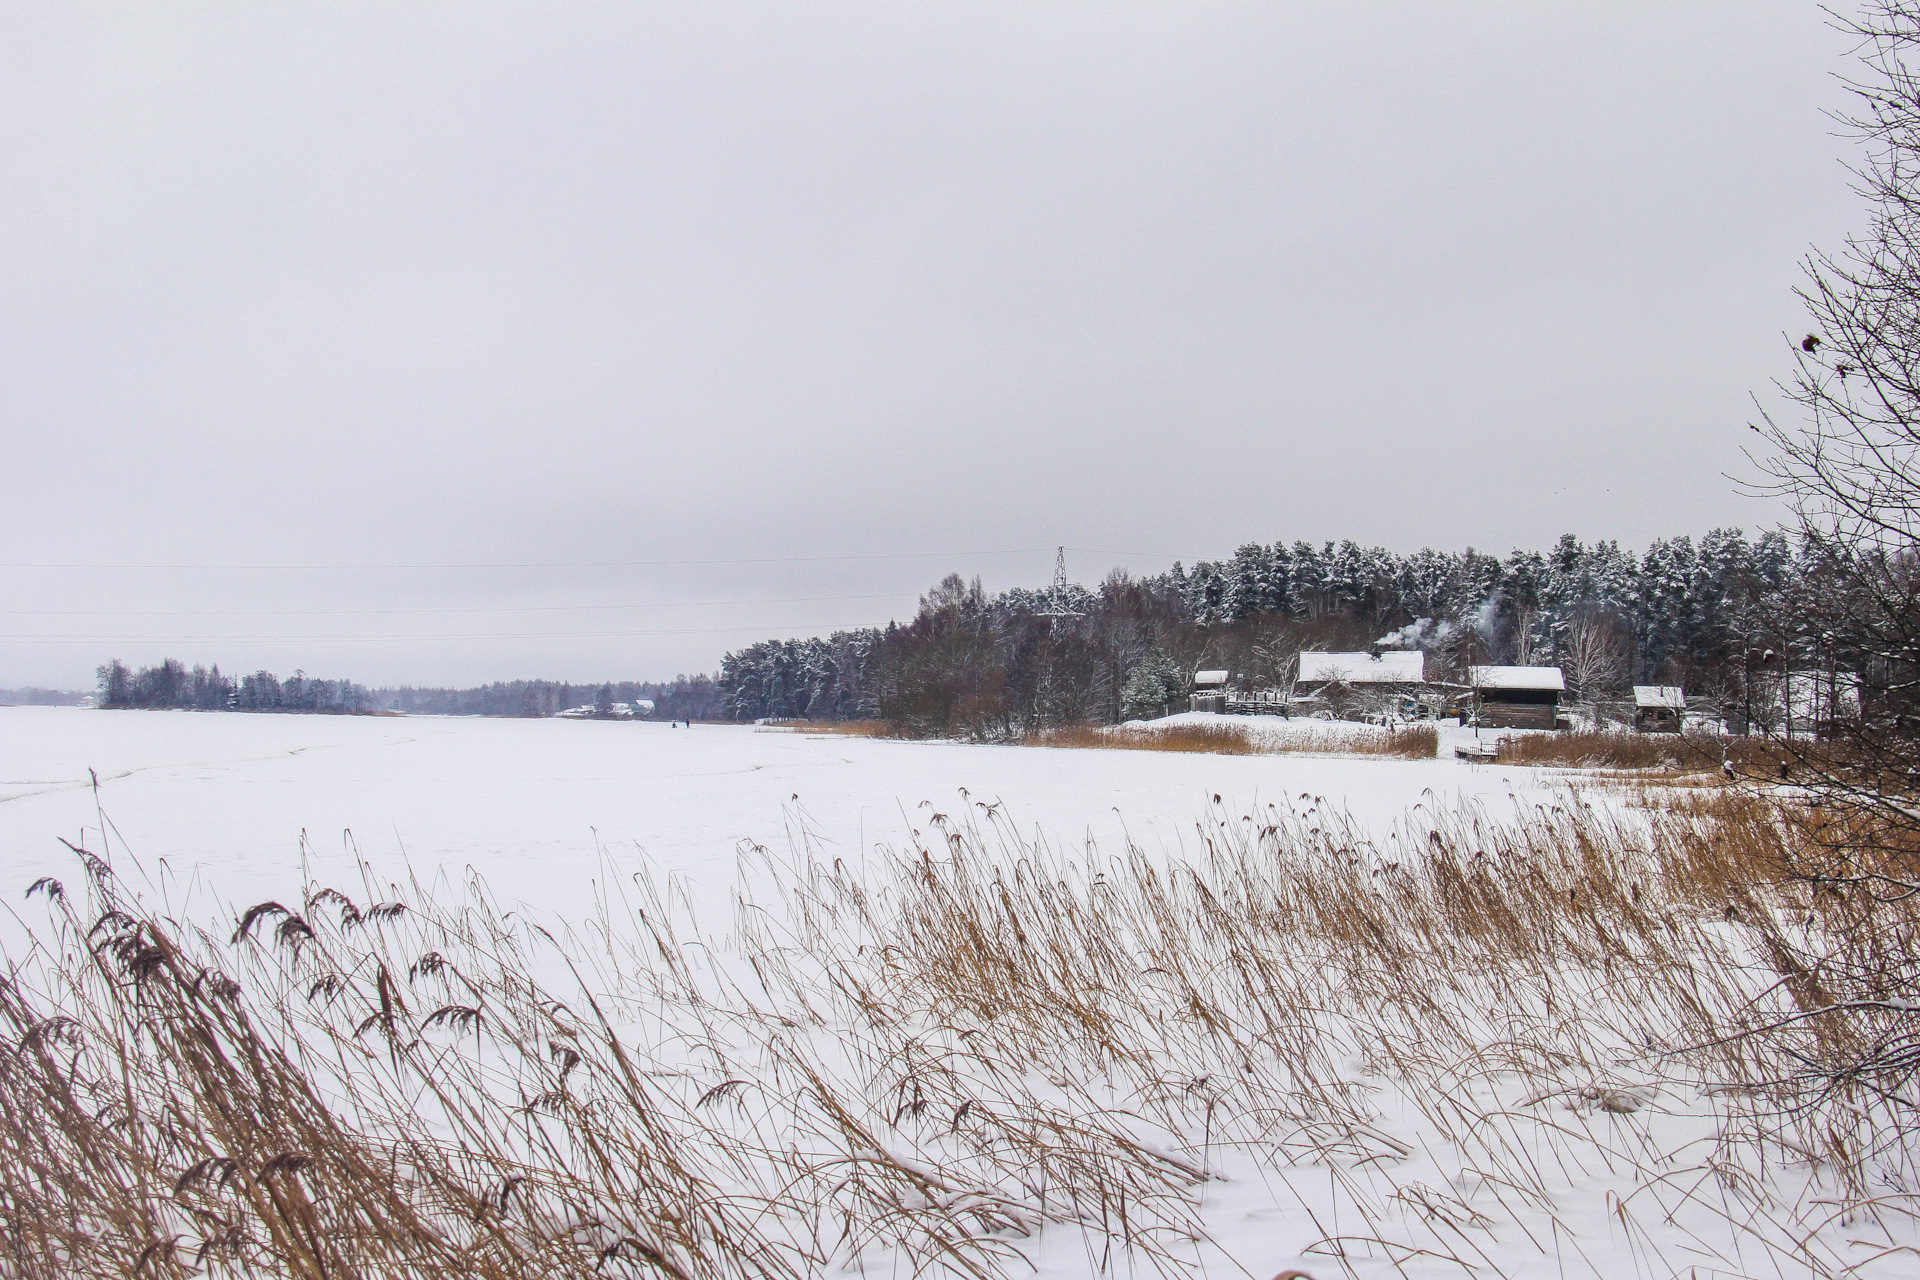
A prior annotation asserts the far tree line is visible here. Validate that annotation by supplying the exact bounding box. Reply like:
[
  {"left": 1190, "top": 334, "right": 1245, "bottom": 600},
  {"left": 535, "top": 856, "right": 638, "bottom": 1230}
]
[
  {"left": 715, "top": 528, "right": 1858, "bottom": 737},
  {"left": 381, "top": 675, "right": 719, "bottom": 720},
  {"left": 95, "top": 660, "right": 376, "bottom": 713},
  {"left": 90, "top": 528, "right": 1846, "bottom": 733},
  {"left": 0, "top": 686, "right": 89, "bottom": 706},
  {"left": 91, "top": 659, "right": 723, "bottom": 720}
]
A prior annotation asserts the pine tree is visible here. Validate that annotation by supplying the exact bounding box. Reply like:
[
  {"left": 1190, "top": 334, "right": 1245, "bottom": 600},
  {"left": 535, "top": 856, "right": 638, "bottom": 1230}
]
[{"left": 1120, "top": 651, "right": 1184, "bottom": 720}]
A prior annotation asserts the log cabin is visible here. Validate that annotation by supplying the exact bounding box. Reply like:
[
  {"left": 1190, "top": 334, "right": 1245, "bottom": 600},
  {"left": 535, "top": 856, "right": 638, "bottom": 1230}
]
[
  {"left": 1633, "top": 685, "right": 1685, "bottom": 732},
  {"left": 1467, "top": 665, "right": 1565, "bottom": 729}
]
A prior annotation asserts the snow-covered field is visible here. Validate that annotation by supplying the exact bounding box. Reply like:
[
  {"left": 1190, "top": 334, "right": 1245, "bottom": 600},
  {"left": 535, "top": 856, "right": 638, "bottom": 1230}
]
[{"left": 0, "top": 706, "right": 1550, "bottom": 930}]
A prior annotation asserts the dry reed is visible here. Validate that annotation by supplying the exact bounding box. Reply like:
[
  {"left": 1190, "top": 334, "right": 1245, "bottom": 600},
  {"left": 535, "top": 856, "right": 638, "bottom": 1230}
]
[
  {"left": 1026, "top": 720, "right": 1439, "bottom": 759},
  {"left": 757, "top": 719, "right": 896, "bottom": 737},
  {"left": 770, "top": 718, "right": 1440, "bottom": 759},
  {"left": 1493, "top": 728, "right": 1778, "bottom": 772},
  {"left": 2, "top": 780, "right": 1914, "bottom": 1278}
]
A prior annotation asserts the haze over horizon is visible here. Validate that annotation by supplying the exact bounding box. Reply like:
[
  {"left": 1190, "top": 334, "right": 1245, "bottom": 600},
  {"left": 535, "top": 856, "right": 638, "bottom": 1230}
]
[{"left": 2, "top": 2, "right": 1865, "bottom": 688}]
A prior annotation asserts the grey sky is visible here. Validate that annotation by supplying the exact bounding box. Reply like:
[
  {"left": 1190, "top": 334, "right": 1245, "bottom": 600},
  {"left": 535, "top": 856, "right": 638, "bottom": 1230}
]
[{"left": 0, "top": 2, "right": 1866, "bottom": 688}]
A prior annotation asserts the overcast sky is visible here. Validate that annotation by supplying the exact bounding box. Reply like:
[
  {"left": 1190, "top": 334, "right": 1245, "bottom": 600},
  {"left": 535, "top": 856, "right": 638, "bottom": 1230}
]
[{"left": 0, "top": 2, "right": 1870, "bottom": 688}]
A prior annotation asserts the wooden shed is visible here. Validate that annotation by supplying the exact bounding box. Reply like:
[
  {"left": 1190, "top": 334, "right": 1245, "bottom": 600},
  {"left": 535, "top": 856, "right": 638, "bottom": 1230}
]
[
  {"left": 1467, "top": 665, "right": 1566, "bottom": 729},
  {"left": 1189, "top": 669, "right": 1230, "bottom": 714},
  {"left": 1633, "top": 685, "right": 1685, "bottom": 733}
]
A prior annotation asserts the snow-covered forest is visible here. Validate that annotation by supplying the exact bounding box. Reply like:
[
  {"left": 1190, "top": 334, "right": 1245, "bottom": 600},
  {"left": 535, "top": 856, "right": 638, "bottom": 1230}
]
[
  {"left": 718, "top": 528, "right": 1842, "bottom": 733},
  {"left": 94, "top": 659, "right": 375, "bottom": 713}
]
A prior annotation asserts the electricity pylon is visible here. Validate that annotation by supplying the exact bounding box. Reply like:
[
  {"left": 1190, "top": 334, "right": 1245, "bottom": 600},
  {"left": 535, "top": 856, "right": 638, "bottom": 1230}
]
[{"left": 1038, "top": 546, "right": 1083, "bottom": 618}]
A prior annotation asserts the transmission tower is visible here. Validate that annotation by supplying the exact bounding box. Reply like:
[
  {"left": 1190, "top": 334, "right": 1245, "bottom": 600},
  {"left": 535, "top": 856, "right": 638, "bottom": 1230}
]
[{"left": 1039, "top": 545, "right": 1083, "bottom": 618}]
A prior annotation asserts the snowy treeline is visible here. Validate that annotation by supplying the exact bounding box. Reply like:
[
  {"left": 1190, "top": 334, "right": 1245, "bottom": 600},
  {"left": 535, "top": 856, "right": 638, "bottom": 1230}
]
[
  {"left": 89, "top": 662, "right": 723, "bottom": 719},
  {"left": 718, "top": 632, "right": 880, "bottom": 723},
  {"left": 88, "top": 660, "right": 725, "bottom": 721},
  {"left": 1177, "top": 530, "right": 1801, "bottom": 681},
  {"left": 0, "top": 686, "right": 88, "bottom": 706},
  {"left": 378, "top": 674, "right": 719, "bottom": 720},
  {"left": 718, "top": 529, "right": 1836, "bottom": 734},
  {"left": 95, "top": 659, "right": 373, "bottom": 713}
]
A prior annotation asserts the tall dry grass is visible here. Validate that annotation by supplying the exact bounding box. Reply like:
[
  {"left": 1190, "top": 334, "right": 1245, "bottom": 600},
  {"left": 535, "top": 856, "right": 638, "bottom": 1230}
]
[
  {"left": 3, "top": 782, "right": 1916, "bottom": 1277},
  {"left": 773, "top": 718, "right": 1440, "bottom": 759},
  {"left": 1, "top": 836, "right": 1215, "bottom": 1279},
  {"left": 777, "top": 787, "right": 1918, "bottom": 1274},
  {"left": 1492, "top": 728, "right": 1780, "bottom": 773},
  {"left": 758, "top": 718, "right": 895, "bottom": 738},
  {"left": 1027, "top": 720, "right": 1439, "bottom": 759}
]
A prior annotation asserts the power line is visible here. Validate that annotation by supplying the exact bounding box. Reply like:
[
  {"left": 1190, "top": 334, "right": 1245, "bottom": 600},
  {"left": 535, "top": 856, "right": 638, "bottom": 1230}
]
[
  {"left": 0, "top": 546, "right": 1195, "bottom": 645},
  {"left": 0, "top": 621, "right": 892, "bottom": 644},
  {"left": 0, "top": 548, "right": 1056, "bottom": 571},
  {"left": 0, "top": 591, "right": 913, "bottom": 619},
  {"left": 1067, "top": 547, "right": 1184, "bottom": 561},
  {"left": 0, "top": 545, "right": 1187, "bottom": 571}
]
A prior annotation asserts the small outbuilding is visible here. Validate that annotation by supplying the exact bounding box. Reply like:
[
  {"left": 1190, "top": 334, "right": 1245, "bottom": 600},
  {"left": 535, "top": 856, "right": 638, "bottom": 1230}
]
[
  {"left": 1633, "top": 685, "right": 1685, "bottom": 733},
  {"left": 1467, "top": 665, "right": 1566, "bottom": 730},
  {"left": 1190, "top": 669, "right": 1230, "bottom": 714}
]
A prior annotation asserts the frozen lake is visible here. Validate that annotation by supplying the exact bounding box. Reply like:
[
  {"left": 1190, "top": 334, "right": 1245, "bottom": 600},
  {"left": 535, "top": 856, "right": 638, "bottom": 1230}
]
[{"left": 1, "top": 706, "right": 1556, "bottom": 928}]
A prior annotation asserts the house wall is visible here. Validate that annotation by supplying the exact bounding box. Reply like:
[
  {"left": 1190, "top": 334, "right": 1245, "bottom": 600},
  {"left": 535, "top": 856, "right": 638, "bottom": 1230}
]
[
  {"left": 1479, "top": 693, "right": 1558, "bottom": 730},
  {"left": 1635, "top": 707, "right": 1681, "bottom": 733},
  {"left": 1293, "top": 681, "right": 1430, "bottom": 698}
]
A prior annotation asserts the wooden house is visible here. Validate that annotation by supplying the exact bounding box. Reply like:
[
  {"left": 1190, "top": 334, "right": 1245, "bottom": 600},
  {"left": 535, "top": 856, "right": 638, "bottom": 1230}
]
[
  {"left": 1294, "top": 650, "right": 1425, "bottom": 695},
  {"left": 1292, "top": 650, "right": 1431, "bottom": 719},
  {"left": 1633, "top": 685, "right": 1685, "bottom": 733},
  {"left": 1467, "top": 665, "right": 1565, "bottom": 729},
  {"left": 1297, "top": 651, "right": 1427, "bottom": 687}
]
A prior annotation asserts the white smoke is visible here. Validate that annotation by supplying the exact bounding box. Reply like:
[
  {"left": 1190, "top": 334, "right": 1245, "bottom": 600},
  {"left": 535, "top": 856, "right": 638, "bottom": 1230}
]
[{"left": 1376, "top": 616, "right": 1457, "bottom": 650}]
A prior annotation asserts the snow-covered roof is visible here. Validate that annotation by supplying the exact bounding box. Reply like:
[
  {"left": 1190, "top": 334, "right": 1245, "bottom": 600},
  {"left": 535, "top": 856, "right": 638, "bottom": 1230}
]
[
  {"left": 1633, "top": 685, "right": 1685, "bottom": 709},
  {"left": 1296, "top": 651, "right": 1425, "bottom": 684},
  {"left": 1468, "top": 665, "right": 1566, "bottom": 691},
  {"left": 1192, "top": 670, "right": 1230, "bottom": 687}
]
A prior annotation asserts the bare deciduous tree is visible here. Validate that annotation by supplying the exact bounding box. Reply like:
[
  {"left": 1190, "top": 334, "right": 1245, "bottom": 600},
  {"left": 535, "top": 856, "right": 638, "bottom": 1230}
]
[
  {"left": 1748, "top": 0, "right": 1920, "bottom": 1112},
  {"left": 1558, "top": 608, "right": 1632, "bottom": 706}
]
